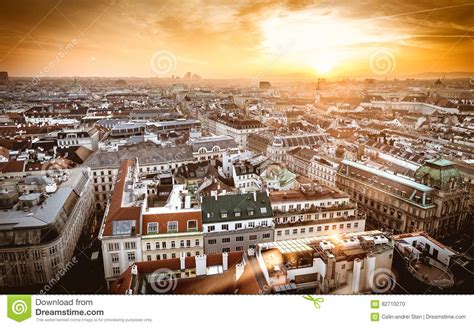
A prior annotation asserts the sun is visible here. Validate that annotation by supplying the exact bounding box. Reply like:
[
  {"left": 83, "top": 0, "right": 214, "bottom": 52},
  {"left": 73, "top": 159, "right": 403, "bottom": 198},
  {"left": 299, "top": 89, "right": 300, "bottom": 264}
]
[{"left": 310, "top": 53, "right": 338, "bottom": 75}]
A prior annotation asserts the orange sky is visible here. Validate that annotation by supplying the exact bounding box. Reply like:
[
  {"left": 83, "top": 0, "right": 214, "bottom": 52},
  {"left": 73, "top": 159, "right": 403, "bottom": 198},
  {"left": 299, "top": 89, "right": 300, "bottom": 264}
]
[{"left": 0, "top": 0, "right": 473, "bottom": 78}]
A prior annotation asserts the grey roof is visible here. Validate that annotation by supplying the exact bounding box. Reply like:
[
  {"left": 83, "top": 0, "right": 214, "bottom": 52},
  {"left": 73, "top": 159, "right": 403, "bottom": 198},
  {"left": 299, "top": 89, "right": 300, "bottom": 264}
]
[
  {"left": 0, "top": 187, "right": 77, "bottom": 230},
  {"left": 202, "top": 192, "right": 273, "bottom": 223},
  {"left": 84, "top": 142, "right": 194, "bottom": 169},
  {"left": 341, "top": 160, "right": 433, "bottom": 192},
  {"left": 0, "top": 168, "right": 88, "bottom": 231},
  {"left": 24, "top": 176, "right": 54, "bottom": 186},
  {"left": 189, "top": 135, "right": 237, "bottom": 152}
]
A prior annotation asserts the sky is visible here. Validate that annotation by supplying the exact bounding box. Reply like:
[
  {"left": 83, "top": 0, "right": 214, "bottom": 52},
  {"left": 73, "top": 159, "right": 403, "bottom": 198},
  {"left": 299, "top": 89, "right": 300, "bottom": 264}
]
[{"left": 0, "top": 0, "right": 473, "bottom": 79}]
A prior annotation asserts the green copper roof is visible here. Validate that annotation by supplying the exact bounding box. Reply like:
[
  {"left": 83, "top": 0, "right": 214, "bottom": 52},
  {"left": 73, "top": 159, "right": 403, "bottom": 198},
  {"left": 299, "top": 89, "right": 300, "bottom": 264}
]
[
  {"left": 425, "top": 158, "right": 453, "bottom": 167},
  {"left": 415, "top": 159, "right": 462, "bottom": 191}
]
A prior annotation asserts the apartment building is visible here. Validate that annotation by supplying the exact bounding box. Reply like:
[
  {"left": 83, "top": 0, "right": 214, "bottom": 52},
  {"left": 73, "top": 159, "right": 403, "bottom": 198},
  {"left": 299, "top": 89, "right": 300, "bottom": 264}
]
[
  {"left": 212, "top": 117, "right": 267, "bottom": 149},
  {"left": 336, "top": 159, "right": 468, "bottom": 237},
  {"left": 141, "top": 210, "right": 204, "bottom": 261},
  {"left": 99, "top": 159, "right": 145, "bottom": 287},
  {"left": 84, "top": 142, "right": 194, "bottom": 211},
  {"left": 201, "top": 192, "right": 274, "bottom": 254},
  {"left": 0, "top": 168, "right": 94, "bottom": 288},
  {"left": 269, "top": 188, "right": 364, "bottom": 241}
]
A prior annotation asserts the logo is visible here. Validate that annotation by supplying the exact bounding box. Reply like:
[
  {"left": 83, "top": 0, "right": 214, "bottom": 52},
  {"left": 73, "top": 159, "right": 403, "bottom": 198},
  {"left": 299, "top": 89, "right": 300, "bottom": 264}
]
[
  {"left": 7, "top": 295, "right": 32, "bottom": 322},
  {"left": 303, "top": 295, "right": 324, "bottom": 309}
]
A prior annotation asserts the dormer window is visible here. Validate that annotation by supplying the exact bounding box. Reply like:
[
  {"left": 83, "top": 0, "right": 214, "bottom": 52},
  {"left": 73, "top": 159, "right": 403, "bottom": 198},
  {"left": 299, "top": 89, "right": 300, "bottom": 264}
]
[
  {"left": 147, "top": 222, "right": 158, "bottom": 234},
  {"left": 247, "top": 208, "right": 254, "bottom": 216},
  {"left": 167, "top": 221, "right": 178, "bottom": 233},
  {"left": 234, "top": 209, "right": 241, "bottom": 217},
  {"left": 220, "top": 210, "right": 228, "bottom": 218}
]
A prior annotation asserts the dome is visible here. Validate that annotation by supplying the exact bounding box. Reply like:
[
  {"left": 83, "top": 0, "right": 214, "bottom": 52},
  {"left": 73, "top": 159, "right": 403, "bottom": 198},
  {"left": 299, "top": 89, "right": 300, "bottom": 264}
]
[{"left": 415, "top": 159, "right": 462, "bottom": 191}]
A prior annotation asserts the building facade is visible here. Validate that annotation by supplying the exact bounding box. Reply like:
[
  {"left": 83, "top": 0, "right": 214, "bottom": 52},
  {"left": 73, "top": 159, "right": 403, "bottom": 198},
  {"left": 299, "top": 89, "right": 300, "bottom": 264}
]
[
  {"left": 0, "top": 168, "right": 94, "bottom": 288},
  {"left": 202, "top": 192, "right": 274, "bottom": 254}
]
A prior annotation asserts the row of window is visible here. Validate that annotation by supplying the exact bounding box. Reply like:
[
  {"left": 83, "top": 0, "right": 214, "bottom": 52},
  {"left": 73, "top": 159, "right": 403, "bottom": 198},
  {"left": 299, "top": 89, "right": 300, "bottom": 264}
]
[
  {"left": 207, "top": 233, "right": 271, "bottom": 245},
  {"left": 272, "top": 200, "right": 347, "bottom": 212},
  {"left": 145, "top": 239, "right": 200, "bottom": 250},
  {"left": 107, "top": 241, "right": 136, "bottom": 252},
  {"left": 147, "top": 220, "right": 198, "bottom": 234},
  {"left": 276, "top": 222, "right": 359, "bottom": 237},
  {"left": 206, "top": 220, "right": 269, "bottom": 232}
]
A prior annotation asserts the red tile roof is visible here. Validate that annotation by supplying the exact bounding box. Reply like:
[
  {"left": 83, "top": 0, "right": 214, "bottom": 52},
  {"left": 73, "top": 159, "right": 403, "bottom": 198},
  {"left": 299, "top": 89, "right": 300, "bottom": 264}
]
[
  {"left": 142, "top": 210, "right": 202, "bottom": 235},
  {"left": 0, "top": 160, "right": 25, "bottom": 173},
  {"left": 102, "top": 159, "right": 142, "bottom": 237},
  {"left": 110, "top": 252, "right": 246, "bottom": 294}
]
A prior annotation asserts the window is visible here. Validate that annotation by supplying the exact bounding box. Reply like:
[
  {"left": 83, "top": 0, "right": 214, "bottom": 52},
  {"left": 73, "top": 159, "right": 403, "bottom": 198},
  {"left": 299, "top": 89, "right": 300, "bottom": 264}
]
[
  {"left": 235, "top": 223, "right": 242, "bottom": 229},
  {"left": 171, "top": 241, "right": 176, "bottom": 248},
  {"left": 222, "top": 248, "right": 230, "bottom": 253},
  {"left": 221, "top": 224, "right": 228, "bottom": 231},
  {"left": 127, "top": 252, "right": 136, "bottom": 261},
  {"left": 107, "top": 243, "right": 120, "bottom": 251},
  {"left": 208, "top": 239, "right": 217, "bottom": 245},
  {"left": 147, "top": 222, "right": 158, "bottom": 234},
  {"left": 285, "top": 230, "right": 290, "bottom": 235},
  {"left": 112, "top": 267, "right": 121, "bottom": 275},
  {"left": 156, "top": 254, "right": 161, "bottom": 260},
  {"left": 236, "top": 246, "right": 243, "bottom": 251},
  {"left": 292, "top": 229, "right": 297, "bottom": 235},
  {"left": 332, "top": 225, "right": 337, "bottom": 230},
  {"left": 168, "top": 221, "right": 178, "bottom": 233},
  {"left": 147, "top": 255, "right": 152, "bottom": 261},
  {"left": 263, "top": 233, "right": 271, "bottom": 239},
  {"left": 248, "top": 221, "right": 255, "bottom": 228},
  {"left": 162, "top": 242, "right": 167, "bottom": 249},
  {"left": 195, "top": 239, "right": 200, "bottom": 246},
  {"left": 171, "top": 253, "right": 176, "bottom": 259},
  {"left": 317, "top": 226, "right": 322, "bottom": 231},
  {"left": 146, "top": 243, "right": 151, "bottom": 250},
  {"left": 354, "top": 222, "right": 359, "bottom": 228},
  {"left": 261, "top": 220, "right": 268, "bottom": 227},
  {"left": 207, "top": 225, "right": 215, "bottom": 232},
  {"left": 163, "top": 254, "right": 167, "bottom": 260},
  {"left": 300, "top": 228, "right": 305, "bottom": 234},
  {"left": 222, "top": 238, "right": 231, "bottom": 243},
  {"left": 249, "top": 235, "right": 257, "bottom": 240},
  {"left": 277, "top": 231, "right": 282, "bottom": 236},
  {"left": 261, "top": 207, "right": 267, "bottom": 214},
  {"left": 155, "top": 242, "right": 160, "bottom": 249},
  {"left": 309, "top": 227, "right": 314, "bottom": 233},
  {"left": 111, "top": 254, "right": 119, "bottom": 263},
  {"left": 187, "top": 220, "right": 198, "bottom": 231},
  {"left": 236, "top": 236, "right": 244, "bottom": 242},
  {"left": 180, "top": 240, "right": 185, "bottom": 248},
  {"left": 125, "top": 242, "right": 136, "bottom": 250},
  {"left": 186, "top": 240, "right": 191, "bottom": 247},
  {"left": 324, "top": 226, "right": 329, "bottom": 231},
  {"left": 346, "top": 223, "right": 351, "bottom": 228}
]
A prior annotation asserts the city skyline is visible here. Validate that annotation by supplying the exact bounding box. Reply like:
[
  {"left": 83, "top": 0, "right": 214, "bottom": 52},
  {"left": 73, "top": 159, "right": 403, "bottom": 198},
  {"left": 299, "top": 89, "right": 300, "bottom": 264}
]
[{"left": 0, "top": 0, "right": 473, "bottom": 78}]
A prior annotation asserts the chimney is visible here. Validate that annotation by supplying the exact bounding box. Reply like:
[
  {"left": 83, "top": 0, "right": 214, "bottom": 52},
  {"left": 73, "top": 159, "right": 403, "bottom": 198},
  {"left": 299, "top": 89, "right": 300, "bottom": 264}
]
[
  {"left": 352, "top": 258, "right": 362, "bottom": 294},
  {"left": 235, "top": 262, "right": 245, "bottom": 281},
  {"left": 180, "top": 252, "right": 186, "bottom": 270},
  {"left": 222, "top": 252, "right": 228, "bottom": 271},
  {"left": 195, "top": 254, "right": 207, "bottom": 276},
  {"left": 253, "top": 191, "right": 257, "bottom": 202},
  {"left": 131, "top": 264, "right": 138, "bottom": 276}
]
